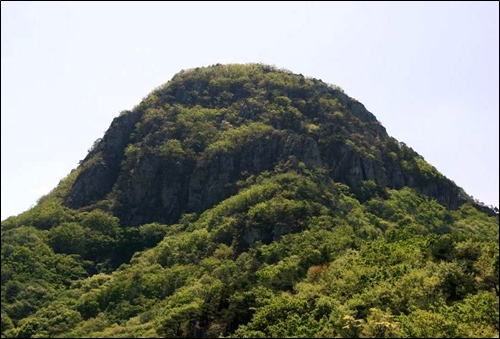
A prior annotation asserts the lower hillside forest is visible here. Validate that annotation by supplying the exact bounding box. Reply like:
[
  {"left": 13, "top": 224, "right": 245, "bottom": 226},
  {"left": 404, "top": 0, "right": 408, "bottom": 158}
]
[{"left": 1, "top": 64, "right": 498, "bottom": 338}]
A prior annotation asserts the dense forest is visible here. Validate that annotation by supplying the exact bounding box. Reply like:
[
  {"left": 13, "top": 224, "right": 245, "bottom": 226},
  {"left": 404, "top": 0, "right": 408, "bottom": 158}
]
[{"left": 1, "top": 63, "right": 498, "bottom": 338}]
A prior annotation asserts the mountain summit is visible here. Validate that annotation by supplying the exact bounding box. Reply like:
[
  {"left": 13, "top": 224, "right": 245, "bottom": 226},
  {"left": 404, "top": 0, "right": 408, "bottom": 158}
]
[
  {"left": 64, "top": 63, "right": 468, "bottom": 226},
  {"left": 2, "top": 64, "right": 498, "bottom": 338}
]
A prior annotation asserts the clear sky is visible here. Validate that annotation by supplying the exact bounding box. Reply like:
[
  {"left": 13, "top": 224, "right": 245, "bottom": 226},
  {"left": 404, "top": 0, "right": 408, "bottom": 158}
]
[{"left": 1, "top": 1, "right": 499, "bottom": 221}]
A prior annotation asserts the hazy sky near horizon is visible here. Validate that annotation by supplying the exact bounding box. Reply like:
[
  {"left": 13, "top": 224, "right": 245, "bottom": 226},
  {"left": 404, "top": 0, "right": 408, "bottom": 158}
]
[{"left": 2, "top": 1, "right": 499, "bottom": 221}]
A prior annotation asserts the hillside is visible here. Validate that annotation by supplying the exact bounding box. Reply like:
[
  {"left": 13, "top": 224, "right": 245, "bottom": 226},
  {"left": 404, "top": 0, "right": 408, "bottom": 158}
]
[{"left": 1, "top": 63, "right": 498, "bottom": 338}]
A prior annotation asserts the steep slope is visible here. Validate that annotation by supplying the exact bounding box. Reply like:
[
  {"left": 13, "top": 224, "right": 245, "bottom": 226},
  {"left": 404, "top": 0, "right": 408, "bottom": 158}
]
[
  {"left": 1, "top": 63, "right": 498, "bottom": 338},
  {"left": 62, "top": 64, "right": 469, "bottom": 226}
]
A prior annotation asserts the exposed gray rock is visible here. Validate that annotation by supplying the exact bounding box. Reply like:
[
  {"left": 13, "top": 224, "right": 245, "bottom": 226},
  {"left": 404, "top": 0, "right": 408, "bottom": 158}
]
[
  {"left": 61, "top": 65, "right": 470, "bottom": 225},
  {"left": 63, "top": 110, "right": 141, "bottom": 208},
  {"left": 188, "top": 131, "right": 322, "bottom": 216}
]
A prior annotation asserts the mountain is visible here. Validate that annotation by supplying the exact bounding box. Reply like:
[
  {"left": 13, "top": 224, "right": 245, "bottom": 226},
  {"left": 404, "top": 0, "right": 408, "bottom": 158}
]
[{"left": 1, "top": 63, "right": 498, "bottom": 338}]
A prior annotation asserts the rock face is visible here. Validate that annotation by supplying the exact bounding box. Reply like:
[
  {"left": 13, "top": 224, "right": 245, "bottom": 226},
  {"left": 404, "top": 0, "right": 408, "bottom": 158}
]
[
  {"left": 188, "top": 131, "right": 323, "bottom": 214},
  {"left": 63, "top": 110, "right": 141, "bottom": 209},
  {"left": 61, "top": 64, "right": 470, "bottom": 225}
]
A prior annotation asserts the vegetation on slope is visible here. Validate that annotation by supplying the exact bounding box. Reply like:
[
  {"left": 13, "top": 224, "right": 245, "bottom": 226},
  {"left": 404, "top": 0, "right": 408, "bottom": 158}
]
[
  {"left": 1, "top": 64, "right": 498, "bottom": 338},
  {"left": 63, "top": 63, "right": 469, "bottom": 226}
]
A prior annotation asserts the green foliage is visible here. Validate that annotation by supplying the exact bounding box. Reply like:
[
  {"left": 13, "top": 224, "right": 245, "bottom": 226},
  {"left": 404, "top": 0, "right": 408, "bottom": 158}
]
[
  {"left": 158, "top": 139, "right": 185, "bottom": 161},
  {"left": 1, "top": 226, "right": 88, "bottom": 328},
  {"left": 6, "top": 200, "right": 75, "bottom": 231},
  {"left": 206, "top": 122, "right": 273, "bottom": 155},
  {"left": 1, "top": 64, "right": 498, "bottom": 338},
  {"left": 137, "top": 222, "right": 169, "bottom": 248},
  {"left": 3, "top": 169, "right": 498, "bottom": 338},
  {"left": 354, "top": 180, "right": 389, "bottom": 203},
  {"left": 14, "top": 301, "right": 82, "bottom": 338},
  {"left": 80, "top": 210, "right": 120, "bottom": 236},
  {"left": 48, "top": 222, "right": 87, "bottom": 255}
]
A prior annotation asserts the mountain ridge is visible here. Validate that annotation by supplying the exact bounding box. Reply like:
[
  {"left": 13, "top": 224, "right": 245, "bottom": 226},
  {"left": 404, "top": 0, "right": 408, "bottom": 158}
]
[{"left": 61, "top": 63, "right": 471, "bottom": 226}]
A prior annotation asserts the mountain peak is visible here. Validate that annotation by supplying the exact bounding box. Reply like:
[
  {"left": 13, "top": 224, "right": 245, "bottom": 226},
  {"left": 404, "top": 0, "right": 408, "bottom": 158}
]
[
  {"left": 60, "top": 63, "right": 469, "bottom": 226},
  {"left": 2, "top": 63, "right": 497, "bottom": 339}
]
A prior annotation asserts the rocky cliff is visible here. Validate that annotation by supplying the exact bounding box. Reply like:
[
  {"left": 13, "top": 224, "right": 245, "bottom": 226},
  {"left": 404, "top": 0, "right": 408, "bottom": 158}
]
[{"left": 62, "top": 63, "right": 470, "bottom": 225}]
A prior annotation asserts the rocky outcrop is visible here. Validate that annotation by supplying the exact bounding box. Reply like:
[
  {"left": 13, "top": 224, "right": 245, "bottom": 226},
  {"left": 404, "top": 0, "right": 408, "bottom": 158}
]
[
  {"left": 110, "top": 149, "right": 192, "bottom": 226},
  {"left": 109, "top": 130, "right": 323, "bottom": 226},
  {"left": 63, "top": 110, "right": 142, "bottom": 208},
  {"left": 319, "top": 141, "right": 465, "bottom": 209},
  {"left": 61, "top": 64, "right": 471, "bottom": 225},
  {"left": 188, "top": 131, "right": 322, "bottom": 215},
  {"left": 321, "top": 142, "right": 387, "bottom": 188}
]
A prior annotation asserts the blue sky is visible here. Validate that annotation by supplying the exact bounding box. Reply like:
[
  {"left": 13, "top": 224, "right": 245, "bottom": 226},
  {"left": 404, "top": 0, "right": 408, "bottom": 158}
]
[{"left": 1, "top": 1, "right": 498, "bottom": 220}]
